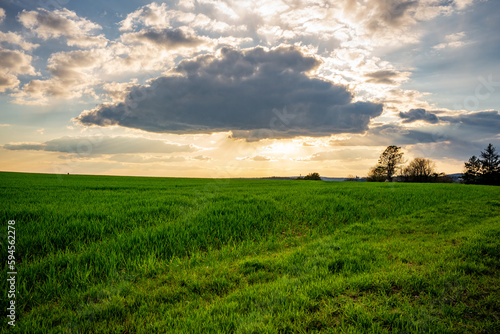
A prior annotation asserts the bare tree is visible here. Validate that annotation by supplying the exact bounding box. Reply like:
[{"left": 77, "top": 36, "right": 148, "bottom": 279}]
[{"left": 401, "top": 158, "right": 437, "bottom": 182}]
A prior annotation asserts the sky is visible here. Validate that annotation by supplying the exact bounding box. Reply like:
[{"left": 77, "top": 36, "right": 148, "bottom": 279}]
[{"left": 0, "top": 0, "right": 499, "bottom": 178}]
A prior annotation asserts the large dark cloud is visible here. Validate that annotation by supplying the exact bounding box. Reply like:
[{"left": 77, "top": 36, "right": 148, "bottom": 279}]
[
  {"left": 398, "top": 109, "right": 500, "bottom": 133},
  {"left": 397, "top": 109, "right": 500, "bottom": 136},
  {"left": 76, "top": 46, "right": 383, "bottom": 139},
  {"left": 3, "top": 136, "right": 195, "bottom": 155},
  {"left": 440, "top": 110, "right": 500, "bottom": 130},
  {"left": 399, "top": 108, "right": 439, "bottom": 123}
]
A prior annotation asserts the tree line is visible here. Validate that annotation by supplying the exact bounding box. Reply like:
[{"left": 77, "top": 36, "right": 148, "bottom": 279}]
[
  {"left": 461, "top": 144, "right": 500, "bottom": 185},
  {"left": 367, "top": 144, "right": 500, "bottom": 185}
]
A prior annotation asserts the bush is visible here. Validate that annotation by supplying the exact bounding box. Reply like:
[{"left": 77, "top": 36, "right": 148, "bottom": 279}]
[{"left": 297, "top": 172, "right": 322, "bottom": 180}]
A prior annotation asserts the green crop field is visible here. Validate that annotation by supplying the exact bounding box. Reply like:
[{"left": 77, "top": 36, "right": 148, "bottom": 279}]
[{"left": 1, "top": 171, "right": 499, "bottom": 333}]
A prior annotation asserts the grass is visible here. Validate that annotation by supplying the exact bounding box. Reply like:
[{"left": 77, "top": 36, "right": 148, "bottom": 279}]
[{"left": 0, "top": 171, "right": 499, "bottom": 333}]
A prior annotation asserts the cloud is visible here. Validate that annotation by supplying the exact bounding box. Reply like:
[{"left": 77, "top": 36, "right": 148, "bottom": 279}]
[
  {"left": 118, "top": 1, "right": 250, "bottom": 47},
  {"left": 325, "top": 123, "right": 446, "bottom": 148},
  {"left": 76, "top": 46, "right": 383, "bottom": 139},
  {"left": 45, "top": 49, "right": 105, "bottom": 81},
  {"left": 16, "top": 49, "right": 107, "bottom": 101},
  {"left": 441, "top": 110, "right": 500, "bottom": 132},
  {"left": 398, "top": 109, "right": 500, "bottom": 135},
  {"left": 365, "top": 70, "right": 411, "bottom": 85},
  {"left": 236, "top": 155, "right": 274, "bottom": 161},
  {"left": 399, "top": 108, "right": 439, "bottom": 123},
  {"left": 116, "top": 0, "right": 466, "bottom": 51},
  {"left": 3, "top": 136, "right": 196, "bottom": 156},
  {"left": 364, "top": 0, "right": 418, "bottom": 31},
  {"left": 0, "top": 49, "right": 37, "bottom": 75},
  {"left": 18, "top": 79, "right": 74, "bottom": 100},
  {"left": 433, "top": 32, "right": 470, "bottom": 50},
  {"left": 121, "top": 28, "right": 205, "bottom": 50},
  {"left": 192, "top": 155, "right": 211, "bottom": 161},
  {"left": 66, "top": 35, "right": 107, "bottom": 48},
  {"left": 13, "top": 28, "right": 205, "bottom": 103},
  {"left": 102, "top": 80, "right": 138, "bottom": 102},
  {"left": 453, "top": 0, "right": 475, "bottom": 11},
  {"left": 108, "top": 154, "right": 186, "bottom": 164},
  {"left": 18, "top": 8, "right": 107, "bottom": 48},
  {"left": 328, "top": 110, "right": 500, "bottom": 152},
  {"left": 119, "top": 2, "right": 171, "bottom": 31},
  {"left": 0, "top": 8, "right": 6, "bottom": 24},
  {"left": 252, "top": 155, "right": 271, "bottom": 161},
  {"left": 0, "top": 31, "right": 40, "bottom": 50},
  {"left": 0, "top": 72, "right": 19, "bottom": 93},
  {"left": 0, "top": 48, "right": 37, "bottom": 92}
]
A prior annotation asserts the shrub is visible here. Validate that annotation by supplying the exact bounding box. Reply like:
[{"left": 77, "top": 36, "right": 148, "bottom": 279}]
[{"left": 297, "top": 172, "right": 322, "bottom": 180}]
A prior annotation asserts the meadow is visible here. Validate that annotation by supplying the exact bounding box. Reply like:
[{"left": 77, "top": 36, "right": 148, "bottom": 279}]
[{"left": 1, "top": 171, "right": 499, "bottom": 333}]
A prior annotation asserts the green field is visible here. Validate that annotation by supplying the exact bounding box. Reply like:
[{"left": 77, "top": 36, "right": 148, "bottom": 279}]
[{"left": 1, "top": 172, "right": 499, "bottom": 333}]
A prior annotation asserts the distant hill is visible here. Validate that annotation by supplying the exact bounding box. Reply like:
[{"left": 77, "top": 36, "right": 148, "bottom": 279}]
[
  {"left": 321, "top": 177, "right": 352, "bottom": 182},
  {"left": 447, "top": 173, "right": 463, "bottom": 183}
]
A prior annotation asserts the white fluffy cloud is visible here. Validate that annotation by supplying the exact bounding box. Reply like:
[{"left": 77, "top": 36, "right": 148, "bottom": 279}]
[
  {"left": 18, "top": 8, "right": 107, "bottom": 48},
  {"left": 15, "top": 49, "right": 108, "bottom": 102},
  {"left": 0, "top": 48, "right": 37, "bottom": 92},
  {"left": 0, "top": 49, "right": 37, "bottom": 75},
  {"left": 0, "top": 72, "right": 19, "bottom": 93},
  {"left": 119, "top": 2, "right": 172, "bottom": 31},
  {"left": 0, "top": 31, "right": 39, "bottom": 50},
  {"left": 115, "top": 0, "right": 475, "bottom": 49},
  {"left": 433, "top": 32, "right": 470, "bottom": 50}
]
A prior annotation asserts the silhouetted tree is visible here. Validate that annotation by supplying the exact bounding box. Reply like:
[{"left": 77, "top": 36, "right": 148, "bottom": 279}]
[
  {"left": 369, "top": 146, "right": 405, "bottom": 182},
  {"left": 366, "top": 165, "right": 386, "bottom": 182},
  {"left": 401, "top": 158, "right": 437, "bottom": 183},
  {"left": 462, "top": 155, "right": 482, "bottom": 184},
  {"left": 303, "top": 172, "right": 322, "bottom": 180},
  {"left": 480, "top": 144, "right": 500, "bottom": 184},
  {"left": 462, "top": 144, "right": 500, "bottom": 185}
]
